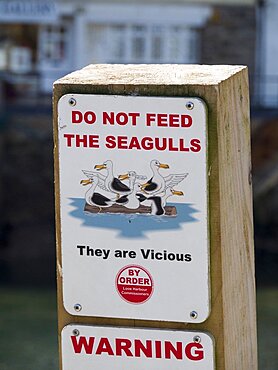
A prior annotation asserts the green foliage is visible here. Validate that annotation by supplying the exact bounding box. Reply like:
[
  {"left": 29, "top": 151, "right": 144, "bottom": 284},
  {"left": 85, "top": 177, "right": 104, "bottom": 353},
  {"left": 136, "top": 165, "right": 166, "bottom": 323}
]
[
  {"left": 0, "top": 288, "right": 58, "bottom": 370},
  {"left": 257, "top": 288, "right": 278, "bottom": 370}
]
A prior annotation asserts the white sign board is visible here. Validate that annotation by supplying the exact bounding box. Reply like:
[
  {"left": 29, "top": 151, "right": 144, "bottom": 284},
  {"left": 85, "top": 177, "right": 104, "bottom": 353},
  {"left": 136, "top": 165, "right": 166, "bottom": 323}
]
[
  {"left": 57, "top": 94, "right": 209, "bottom": 323},
  {"left": 62, "top": 325, "right": 215, "bottom": 370},
  {"left": 0, "top": 1, "right": 57, "bottom": 23}
]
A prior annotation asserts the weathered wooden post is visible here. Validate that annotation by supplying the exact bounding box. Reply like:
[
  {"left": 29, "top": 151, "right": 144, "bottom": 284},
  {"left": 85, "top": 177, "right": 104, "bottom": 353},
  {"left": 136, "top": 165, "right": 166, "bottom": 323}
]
[{"left": 53, "top": 65, "right": 257, "bottom": 370}]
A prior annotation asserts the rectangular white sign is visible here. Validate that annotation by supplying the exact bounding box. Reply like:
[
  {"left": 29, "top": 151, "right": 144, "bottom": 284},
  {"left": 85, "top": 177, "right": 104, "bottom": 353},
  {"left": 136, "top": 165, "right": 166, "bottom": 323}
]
[
  {"left": 62, "top": 325, "right": 215, "bottom": 370},
  {"left": 0, "top": 1, "right": 57, "bottom": 23},
  {"left": 57, "top": 94, "right": 209, "bottom": 323}
]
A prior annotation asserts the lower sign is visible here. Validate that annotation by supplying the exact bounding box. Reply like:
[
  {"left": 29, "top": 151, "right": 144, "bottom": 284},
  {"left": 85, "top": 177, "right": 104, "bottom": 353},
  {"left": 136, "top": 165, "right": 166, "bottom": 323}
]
[{"left": 62, "top": 325, "right": 215, "bottom": 370}]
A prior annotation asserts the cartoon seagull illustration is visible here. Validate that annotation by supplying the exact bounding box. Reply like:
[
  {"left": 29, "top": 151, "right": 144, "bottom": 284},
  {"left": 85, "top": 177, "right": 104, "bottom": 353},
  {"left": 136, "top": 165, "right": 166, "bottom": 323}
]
[
  {"left": 80, "top": 170, "right": 106, "bottom": 187},
  {"left": 163, "top": 172, "right": 189, "bottom": 191},
  {"left": 80, "top": 173, "right": 117, "bottom": 211},
  {"left": 140, "top": 159, "right": 169, "bottom": 195},
  {"left": 157, "top": 187, "right": 184, "bottom": 215},
  {"left": 139, "top": 187, "right": 184, "bottom": 216},
  {"left": 117, "top": 171, "right": 147, "bottom": 209},
  {"left": 94, "top": 160, "right": 131, "bottom": 198},
  {"left": 141, "top": 159, "right": 188, "bottom": 196}
]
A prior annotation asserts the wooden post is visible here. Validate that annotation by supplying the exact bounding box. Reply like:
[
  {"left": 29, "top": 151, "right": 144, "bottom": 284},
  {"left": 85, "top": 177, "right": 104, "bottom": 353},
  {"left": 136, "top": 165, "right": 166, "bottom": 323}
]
[{"left": 53, "top": 64, "right": 257, "bottom": 369}]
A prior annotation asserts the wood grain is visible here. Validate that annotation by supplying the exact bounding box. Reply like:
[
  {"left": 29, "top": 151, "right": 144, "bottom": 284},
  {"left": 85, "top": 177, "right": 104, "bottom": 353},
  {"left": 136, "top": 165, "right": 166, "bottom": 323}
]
[{"left": 53, "top": 64, "right": 257, "bottom": 370}]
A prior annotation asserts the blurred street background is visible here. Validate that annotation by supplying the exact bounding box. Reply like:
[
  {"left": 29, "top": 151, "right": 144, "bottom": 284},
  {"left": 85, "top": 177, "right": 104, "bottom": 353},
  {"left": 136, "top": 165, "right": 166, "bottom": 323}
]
[{"left": 0, "top": 0, "right": 277, "bottom": 369}]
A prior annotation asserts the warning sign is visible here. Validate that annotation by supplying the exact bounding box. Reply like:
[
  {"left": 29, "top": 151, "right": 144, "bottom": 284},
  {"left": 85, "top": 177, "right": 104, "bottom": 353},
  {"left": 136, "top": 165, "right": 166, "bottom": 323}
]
[
  {"left": 57, "top": 94, "right": 209, "bottom": 323},
  {"left": 116, "top": 265, "right": 154, "bottom": 304},
  {"left": 61, "top": 325, "right": 215, "bottom": 370}
]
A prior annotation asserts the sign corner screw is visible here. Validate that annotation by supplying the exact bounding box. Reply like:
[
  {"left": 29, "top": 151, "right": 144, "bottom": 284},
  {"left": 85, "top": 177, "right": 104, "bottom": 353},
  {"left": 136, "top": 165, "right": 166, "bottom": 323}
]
[
  {"left": 69, "top": 97, "right": 76, "bottom": 106},
  {"left": 186, "top": 101, "right": 194, "bottom": 110},
  {"left": 190, "top": 310, "right": 198, "bottom": 319},
  {"left": 193, "top": 335, "right": 201, "bottom": 343},
  {"left": 74, "top": 303, "right": 82, "bottom": 312},
  {"left": 72, "top": 329, "right": 80, "bottom": 336}
]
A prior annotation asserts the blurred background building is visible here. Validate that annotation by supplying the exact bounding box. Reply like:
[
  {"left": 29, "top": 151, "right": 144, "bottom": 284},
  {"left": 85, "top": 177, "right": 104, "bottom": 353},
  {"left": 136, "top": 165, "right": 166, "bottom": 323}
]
[
  {"left": 0, "top": 0, "right": 277, "bottom": 290},
  {"left": 0, "top": 0, "right": 258, "bottom": 96}
]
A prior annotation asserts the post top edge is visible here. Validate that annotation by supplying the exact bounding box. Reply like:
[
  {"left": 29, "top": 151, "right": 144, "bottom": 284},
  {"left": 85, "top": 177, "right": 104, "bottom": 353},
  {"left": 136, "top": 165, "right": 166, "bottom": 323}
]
[{"left": 54, "top": 64, "right": 247, "bottom": 87}]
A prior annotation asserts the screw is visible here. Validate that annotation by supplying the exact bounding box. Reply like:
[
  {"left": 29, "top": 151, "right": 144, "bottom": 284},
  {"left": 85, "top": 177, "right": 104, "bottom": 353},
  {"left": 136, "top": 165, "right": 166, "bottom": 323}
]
[
  {"left": 186, "top": 101, "right": 194, "bottom": 110},
  {"left": 69, "top": 97, "right": 76, "bottom": 106},
  {"left": 72, "top": 329, "right": 80, "bottom": 336},
  {"left": 190, "top": 310, "right": 198, "bottom": 319},
  {"left": 74, "top": 303, "right": 82, "bottom": 312},
  {"left": 193, "top": 335, "right": 201, "bottom": 343}
]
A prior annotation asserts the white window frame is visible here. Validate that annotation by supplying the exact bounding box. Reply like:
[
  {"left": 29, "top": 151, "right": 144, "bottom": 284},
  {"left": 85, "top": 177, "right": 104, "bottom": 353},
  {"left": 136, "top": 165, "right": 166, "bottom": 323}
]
[
  {"left": 38, "top": 19, "right": 72, "bottom": 71},
  {"left": 83, "top": 4, "right": 211, "bottom": 66},
  {"left": 100, "top": 24, "right": 199, "bottom": 64}
]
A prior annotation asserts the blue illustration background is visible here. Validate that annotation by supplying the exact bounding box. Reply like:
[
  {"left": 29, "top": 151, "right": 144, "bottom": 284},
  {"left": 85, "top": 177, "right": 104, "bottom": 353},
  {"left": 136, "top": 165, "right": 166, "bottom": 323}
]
[{"left": 69, "top": 198, "right": 199, "bottom": 239}]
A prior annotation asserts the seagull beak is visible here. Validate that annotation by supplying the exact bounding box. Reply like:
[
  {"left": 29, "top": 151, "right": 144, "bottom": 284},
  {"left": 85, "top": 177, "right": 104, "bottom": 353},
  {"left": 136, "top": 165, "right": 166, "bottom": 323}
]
[
  {"left": 80, "top": 179, "right": 93, "bottom": 186},
  {"left": 159, "top": 163, "right": 169, "bottom": 169},
  {"left": 172, "top": 189, "right": 184, "bottom": 196},
  {"left": 139, "top": 185, "right": 148, "bottom": 194},
  {"left": 118, "top": 173, "right": 129, "bottom": 181},
  {"left": 94, "top": 164, "right": 106, "bottom": 170}
]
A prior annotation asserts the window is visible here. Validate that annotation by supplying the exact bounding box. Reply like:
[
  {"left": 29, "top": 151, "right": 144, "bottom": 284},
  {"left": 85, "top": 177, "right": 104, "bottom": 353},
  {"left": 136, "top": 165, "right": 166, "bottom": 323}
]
[
  {"left": 151, "top": 26, "right": 163, "bottom": 61},
  {"left": 88, "top": 23, "right": 199, "bottom": 64},
  {"left": 131, "top": 25, "right": 147, "bottom": 60},
  {"left": 38, "top": 23, "right": 70, "bottom": 67},
  {"left": 109, "top": 25, "right": 126, "bottom": 60},
  {"left": 10, "top": 47, "right": 32, "bottom": 73}
]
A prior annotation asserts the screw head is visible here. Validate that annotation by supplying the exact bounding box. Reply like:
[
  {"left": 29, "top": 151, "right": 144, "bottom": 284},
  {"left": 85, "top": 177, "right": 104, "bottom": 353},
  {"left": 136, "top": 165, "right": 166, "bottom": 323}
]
[
  {"left": 69, "top": 97, "right": 76, "bottom": 106},
  {"left": 186, "top": 101, "right": 194, "bottom": 110},
  {"left": 72, "top": 329, "right": 80, "bottom": 336},
  {"left": 193, "top": 335, "right": 201, "bottom": 343},
  {"left": 74, "top": 303, "right": 82, "bottom": 312},
  {"left": 190, "top": 310, "right": 198, "bottom": 319}
]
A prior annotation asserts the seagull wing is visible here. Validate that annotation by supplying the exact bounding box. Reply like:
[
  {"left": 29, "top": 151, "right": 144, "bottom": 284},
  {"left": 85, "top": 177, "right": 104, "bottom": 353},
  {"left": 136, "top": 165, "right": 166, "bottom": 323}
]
[
  {"left": 164, "top": 173, "right": 188, "bottom": 189},
  {"left": 92, "top": 193, "right": 112, "bottom": 206},
  {"left": 82, "top": 170, "right": 108, "bottom": 191},
  {"left": 142, "top": 177, "right": 159, "bottom": 192},
  {"left": 111, "top": 178, "right": 130, "bottom": 192}
]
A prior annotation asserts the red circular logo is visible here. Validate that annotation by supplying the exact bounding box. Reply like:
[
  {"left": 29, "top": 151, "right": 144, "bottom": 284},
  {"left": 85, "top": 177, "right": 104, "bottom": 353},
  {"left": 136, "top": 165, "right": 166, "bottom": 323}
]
[{"left": 116, "top": 265, "right": 154, "bottom": 304}]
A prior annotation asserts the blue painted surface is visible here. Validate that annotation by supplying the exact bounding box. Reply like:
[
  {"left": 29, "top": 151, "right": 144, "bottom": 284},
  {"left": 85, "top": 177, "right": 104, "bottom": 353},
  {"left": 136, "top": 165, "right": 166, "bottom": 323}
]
[{"left": 69, "top": 198, "right": 199, "bottom": 239}]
